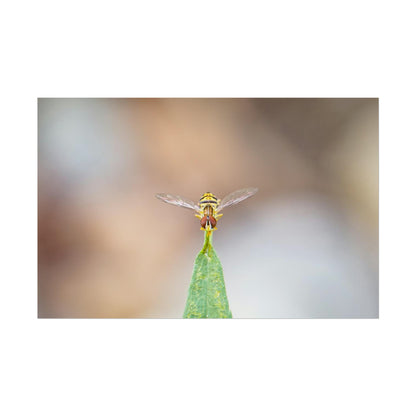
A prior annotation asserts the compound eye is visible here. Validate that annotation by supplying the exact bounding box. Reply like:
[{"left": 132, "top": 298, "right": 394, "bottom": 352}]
[
  {"left": 209, "top": 216, "right": 217, "bottom": 228},
  {"left": 200, "top": 216, "right": 208, "bottom": 228}
]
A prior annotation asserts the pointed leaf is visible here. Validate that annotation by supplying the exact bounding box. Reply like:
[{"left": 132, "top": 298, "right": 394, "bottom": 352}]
[{"left": 183, "top": 232, "right": 232, "bottom": 318}]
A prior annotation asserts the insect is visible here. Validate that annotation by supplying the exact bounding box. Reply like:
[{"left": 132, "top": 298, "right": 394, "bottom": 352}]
[{"left": 155, "top": 188, "right": 258, "bottom": 231}]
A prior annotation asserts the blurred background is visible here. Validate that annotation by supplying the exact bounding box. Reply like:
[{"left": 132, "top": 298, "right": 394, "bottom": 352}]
[{"left": 38, "top": 98, "right": 378, "bottom": 318}]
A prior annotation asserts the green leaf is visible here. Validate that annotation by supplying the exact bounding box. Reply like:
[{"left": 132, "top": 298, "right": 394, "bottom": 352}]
[{"left": 183, "top": 231, "right": 232, "bottom": 318}]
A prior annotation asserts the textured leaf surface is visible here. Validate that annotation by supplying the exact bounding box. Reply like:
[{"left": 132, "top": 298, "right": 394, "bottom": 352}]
[{"left": 183, "top": 232, "right": 232, "bottom": 318}]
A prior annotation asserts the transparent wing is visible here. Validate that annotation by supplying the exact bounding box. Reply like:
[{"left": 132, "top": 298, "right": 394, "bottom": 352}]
[
  {"left": 217, "top": 188, "right": 258, "bottom": 212},
  {"left": 155, "top": 193, "right": 200, "bottom": 211}
]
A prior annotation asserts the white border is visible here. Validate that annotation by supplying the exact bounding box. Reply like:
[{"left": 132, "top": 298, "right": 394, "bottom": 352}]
[{"left": 2, "top": 1, "right": 416, "bottom": 415}]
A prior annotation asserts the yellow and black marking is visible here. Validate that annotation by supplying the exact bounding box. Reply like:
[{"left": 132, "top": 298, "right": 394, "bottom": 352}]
[
  {"left": 195, "top": 192, "right": 223, "bottom": 231},
  {"left": 199, "top": 192, "right": 218, "bottom": 206}
]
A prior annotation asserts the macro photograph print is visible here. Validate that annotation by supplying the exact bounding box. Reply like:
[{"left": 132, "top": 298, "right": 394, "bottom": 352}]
[{"left": 38, "top": 98, "right": 378, "bottom": 318}]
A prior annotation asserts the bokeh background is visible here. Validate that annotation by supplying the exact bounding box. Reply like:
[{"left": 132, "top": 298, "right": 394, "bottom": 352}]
[{"left": 38, "top": 98, "right": 378, "bottom": 318}]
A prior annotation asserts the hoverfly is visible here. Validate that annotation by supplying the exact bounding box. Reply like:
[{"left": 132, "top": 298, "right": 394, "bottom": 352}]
[{"left": 155, "top": 188, "right": 258, "bottom": 231}]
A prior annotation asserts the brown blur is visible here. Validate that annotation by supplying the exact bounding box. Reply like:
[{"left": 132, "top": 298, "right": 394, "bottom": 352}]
[{"left": 38, "top": 98, "right": 378, "bottom": 318}]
